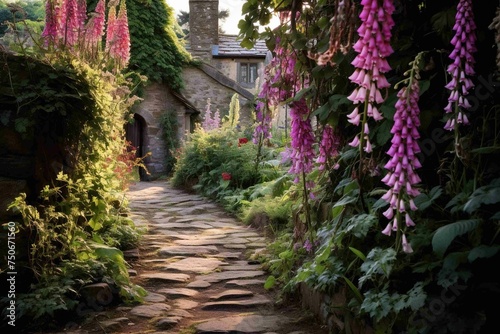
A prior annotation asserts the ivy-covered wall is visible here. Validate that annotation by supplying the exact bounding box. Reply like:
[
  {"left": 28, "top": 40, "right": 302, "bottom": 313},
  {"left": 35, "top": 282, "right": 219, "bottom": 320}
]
[{"left": 0, "top": 51, "right": 94, "bottom": 220}]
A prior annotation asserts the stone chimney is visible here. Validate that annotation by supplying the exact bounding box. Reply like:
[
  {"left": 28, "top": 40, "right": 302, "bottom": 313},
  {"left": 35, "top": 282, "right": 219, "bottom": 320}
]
[{"left": 189, "top": 0, "right": 219, "bottom": 61}]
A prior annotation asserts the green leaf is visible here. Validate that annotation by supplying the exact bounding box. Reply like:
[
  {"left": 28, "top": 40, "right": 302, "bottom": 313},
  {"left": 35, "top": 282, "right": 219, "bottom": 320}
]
[
  {"left": 463, "top": 180, "right": 500, "bottom": 213},
  {"left": 419, "top": 80, "right": 431, "bottom": 96},
  {"left": 375, "top": 119, "right": 392, "bottom": 146},
  {"left": 264, "top": 275, "right": 276, "bottom": 290},
  {"left": 414, "top": 186, "right": 442, "bottom": 211},
  {"left": 343, "top": 276, "right": 363, "bottom": 302},
  {"left": 345, "top": 214, "right": 378, "bottom": 238},
  {"left": 240, "top": 38, "right": 254, "bottom": 49},
  {"left": 359, "top": 248, "right": 397, "bottom": 286},
  {"left": 349, "top": 247, "right": 366, "bottom": 261},
  {"left": 333, "top": 195, "right": 357, "bottom": 208},
  {"left": 468, "top": 245, "right": 500, "bottom": 263},
  {"left": 432, "top": 219, "right": 481, "bottom": 257}
]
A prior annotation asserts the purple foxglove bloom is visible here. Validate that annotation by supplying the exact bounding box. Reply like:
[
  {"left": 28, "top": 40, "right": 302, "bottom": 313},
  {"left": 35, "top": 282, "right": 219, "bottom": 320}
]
[
  {"left": 381, "top": 79, "right": 422, "bottom": 250},
  {"left": 347, "top": 0, "right": 395, "bottom": 151},
  {"left": 316, "top": 124, "right": 339, "bottom": 171},
  {"left": 64, "top": 0, "right": 80, "bottom": 46},
  {"left": 402, "top": 233, "right": 413, "bottom": 254},
  {"left": 108, "top": 0, "right": 131, "bottom": 67},
  {"left": 84, "top": 0, "right": 106, "bottom": 51},
  {"left": 42, "top": 0, "right": 58, "bottom": 45},
  {"left": 444, "top": 0, "right": 476, "bottom": 130},
  {"left": 288, "top": 99, "right": 315, "bottom": 179}
]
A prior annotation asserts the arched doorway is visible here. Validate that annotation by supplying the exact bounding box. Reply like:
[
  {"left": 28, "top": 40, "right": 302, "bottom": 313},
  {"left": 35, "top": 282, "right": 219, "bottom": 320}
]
[{"left": 125, "top": 114, "right": 148, "bottom": 181}]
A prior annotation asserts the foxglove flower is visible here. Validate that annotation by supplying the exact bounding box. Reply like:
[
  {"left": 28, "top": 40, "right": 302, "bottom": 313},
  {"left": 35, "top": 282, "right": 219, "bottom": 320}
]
[
  {"left": 252, "top": 101, "right": 273, "bottom": 144},
  {"left": 202, "top": 98, "right": 216, "bottom": 131},
  {"left": 288, "top": 99, "right": 315, "bottom": 183},
  {"left": 347, "top": 0, "right": 395, "bottom": 152},
  {"left": 316, "top": 124, "right": 340, "bottom": 171},
  {"left": 113, "top": 0, "right": 131, "bottom": 66},
  {"left": 63, "top": 0, "right": 80, "bottom": 46},
  {"left": 84, "top": 0, "right": 106, "bottom": 51},
  {"left": 42, "top": 0, "right": 58, "bottom": 45},
  {"left": 381, "top": 78, "right": 422, "bottom": 254},
  {"left": 105, "top": 5, "right": 117, "bottom": 54},
  {"left": 444, "top": 0, "right": 476, "bottom": 131}
]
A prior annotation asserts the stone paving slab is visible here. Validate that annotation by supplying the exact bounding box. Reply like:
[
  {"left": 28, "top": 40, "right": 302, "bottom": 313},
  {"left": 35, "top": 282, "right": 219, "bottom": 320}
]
[
  {"left": 141, "top": 272, "right": 191, "bottom": 283},
  {"left": 158, "top": 287, "right": 200, "bottom": 298},
  {"left": 158, "top": 245, "right": 218, "bottom": 256},
  {"left": 130, "top": 303, "right": 171, "bottom": 318},
  {"left": 225, "top": 279, "right": 267, "bottom": 287},
  {"left": 196, "top": 270, "right": 266, "bottom": 283},
  {"left": 201, "top": 295, "right": 271, "bottom": 310},
  {"left": 174, "top": 237, "right": 250, "bottom": 246},
  {"left": 162, "top": 257, "right": 224, "bottom": 273},
  {"left": 195, "top": 315, "right": 286, "bottom": 333},
  {"left": 209, "top": 289, "right": 254, "bottom": 300}
]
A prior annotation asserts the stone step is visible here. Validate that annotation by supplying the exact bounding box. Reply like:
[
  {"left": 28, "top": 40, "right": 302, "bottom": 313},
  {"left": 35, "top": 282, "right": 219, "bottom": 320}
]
[
  {"left": 209, "top": 289, "right": 254, "bottom": 301},
  {"left": 201, "top": 295, "right": 271, "bottom": 311},
  {"left": 195, "top": 315, "right": 286, "bottom": 333}
]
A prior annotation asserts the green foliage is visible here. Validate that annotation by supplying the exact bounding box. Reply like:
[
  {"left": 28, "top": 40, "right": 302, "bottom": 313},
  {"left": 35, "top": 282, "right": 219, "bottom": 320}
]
[
  {"left": 0, "top": 0, "right": 44, "bottom": 36},
  {"left": 241, "top": 194, "right": 292, "bottom": 228},
  {"left": 160, "top": 110, "right": 180, "bottom": 174},
  {"left": 360, "top": 282, "right": 427, "bottom": 322},
  {"left": 432, "top": 219, "right": 481, "bottom": 257},
  {"left": 126, "top": 0, "right": 190, "bottom": 89},
  {"left": 14, "top": 277, "right": 79, "bottom": 320},
  {"left": 172, "top": 127, "right": 261, "bottom": 199}
]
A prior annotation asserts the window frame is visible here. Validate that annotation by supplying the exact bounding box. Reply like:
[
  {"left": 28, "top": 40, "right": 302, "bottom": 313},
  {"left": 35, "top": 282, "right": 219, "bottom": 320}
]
[{"left": 237, "top": 62, "right": 259, "bottom": 88}]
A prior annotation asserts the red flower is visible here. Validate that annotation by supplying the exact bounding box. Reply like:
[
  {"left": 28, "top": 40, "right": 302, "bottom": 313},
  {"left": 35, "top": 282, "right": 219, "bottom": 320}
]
[
  {"left": 221, "top": 172, "right": 232, "bottom": 181},
  {"left": 238, "top": 137, "right": 249, "bottom": 147}
]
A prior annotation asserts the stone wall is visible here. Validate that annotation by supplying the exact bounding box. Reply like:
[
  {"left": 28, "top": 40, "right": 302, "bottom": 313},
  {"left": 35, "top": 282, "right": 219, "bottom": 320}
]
[
  {"left": 132, "top": 83, "right": 192, "bottom": 179},
  {"left": 181, "top": 66, "right": 254, "bottom": 126},
  {"left": 213, "top": 58, "right": 265, "bottom": 96}
]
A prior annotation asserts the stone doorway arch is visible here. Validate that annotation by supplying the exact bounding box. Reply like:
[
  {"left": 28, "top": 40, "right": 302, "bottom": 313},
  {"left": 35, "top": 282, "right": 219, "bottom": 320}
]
[{"left": 125, "top": 113, "right": 148, "bottom": 181}]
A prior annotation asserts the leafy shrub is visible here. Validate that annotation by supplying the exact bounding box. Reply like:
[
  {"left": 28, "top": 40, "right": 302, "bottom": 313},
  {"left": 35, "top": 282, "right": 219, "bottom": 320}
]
[{"left": 172, "top": 127, "right": 261, "bottom": 199}]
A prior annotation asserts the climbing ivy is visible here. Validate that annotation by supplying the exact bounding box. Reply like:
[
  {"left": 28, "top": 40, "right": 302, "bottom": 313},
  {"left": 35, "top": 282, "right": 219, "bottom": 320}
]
[{"left": 125, "top": 0, "right": 191, "bottom": 89}]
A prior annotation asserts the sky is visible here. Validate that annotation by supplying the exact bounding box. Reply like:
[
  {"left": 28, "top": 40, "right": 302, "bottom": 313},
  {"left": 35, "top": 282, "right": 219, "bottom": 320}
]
[{"left": 166, "top": 0, "right": 247, "bottom": 35}]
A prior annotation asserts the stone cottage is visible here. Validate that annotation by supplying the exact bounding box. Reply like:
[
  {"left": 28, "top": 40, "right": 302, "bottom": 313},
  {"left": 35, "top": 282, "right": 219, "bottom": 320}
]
[{"left": 127, "top": 0, "right": 268, "bottom": 180}]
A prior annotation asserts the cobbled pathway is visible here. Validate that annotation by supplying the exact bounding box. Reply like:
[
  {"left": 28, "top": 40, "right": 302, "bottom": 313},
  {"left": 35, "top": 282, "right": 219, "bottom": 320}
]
[{"left": 97, "top": 181, "right": 328, "bottom": 334}]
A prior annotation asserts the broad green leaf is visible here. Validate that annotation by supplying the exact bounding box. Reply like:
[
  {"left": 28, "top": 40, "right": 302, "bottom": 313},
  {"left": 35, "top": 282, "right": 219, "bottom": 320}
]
[
  {"left": 463, "top": 180, "right": 500, "bottom": 213},
  {"left": 333, "top": 195, "right": 357, "bottom": 208},
  {"left": 468, "top": 245, "right": 500, "bottom": 263},
  {"left": 432, "top": 219, "right": 481, "bottom": 257}
]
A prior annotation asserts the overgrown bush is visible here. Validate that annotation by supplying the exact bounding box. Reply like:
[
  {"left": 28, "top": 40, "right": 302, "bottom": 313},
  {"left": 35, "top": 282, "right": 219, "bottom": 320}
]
[{"left": 172, "top": 127, "right": 261, "bottom": 200}]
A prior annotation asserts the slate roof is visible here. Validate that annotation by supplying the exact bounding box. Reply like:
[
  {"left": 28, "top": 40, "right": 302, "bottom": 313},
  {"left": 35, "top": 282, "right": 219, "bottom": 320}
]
[{"left": 212, "top": 34, "right": 268, "bottom": 58}]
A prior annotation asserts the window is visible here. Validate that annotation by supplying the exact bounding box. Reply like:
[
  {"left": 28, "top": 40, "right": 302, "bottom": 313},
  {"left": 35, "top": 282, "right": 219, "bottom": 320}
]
[{"left": 238, "top": 62, "right": 258, "bottom": 87}]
